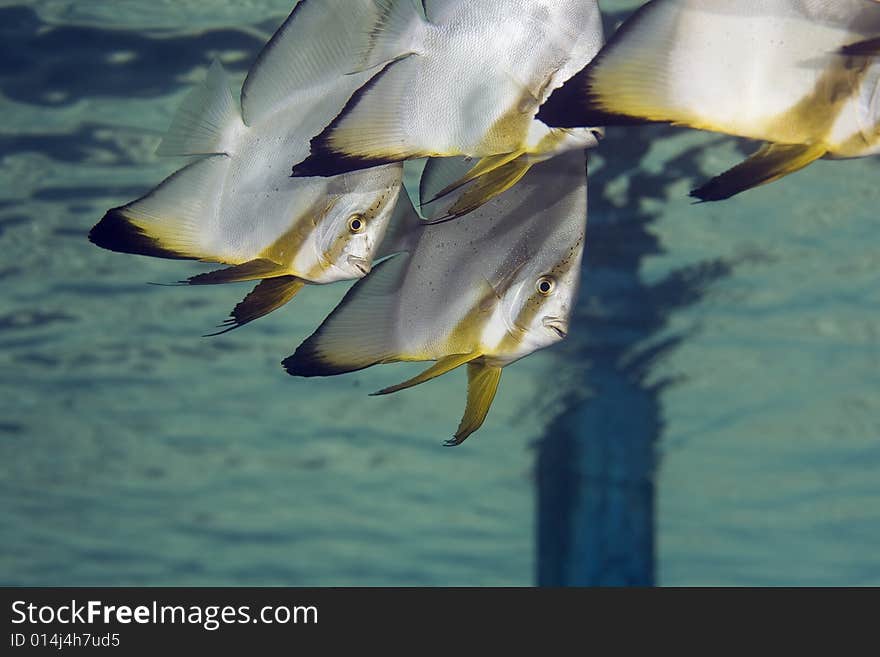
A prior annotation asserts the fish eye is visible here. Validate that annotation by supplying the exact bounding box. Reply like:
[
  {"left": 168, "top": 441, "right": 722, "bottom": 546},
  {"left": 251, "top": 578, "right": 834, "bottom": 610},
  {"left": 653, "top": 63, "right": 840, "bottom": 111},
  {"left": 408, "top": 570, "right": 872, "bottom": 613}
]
[
  {"left": 348, "top": 215, "right": 365, "bottom": 234},
  {"left": 536, "top": 276, "right": 556, "bottom": 296}
]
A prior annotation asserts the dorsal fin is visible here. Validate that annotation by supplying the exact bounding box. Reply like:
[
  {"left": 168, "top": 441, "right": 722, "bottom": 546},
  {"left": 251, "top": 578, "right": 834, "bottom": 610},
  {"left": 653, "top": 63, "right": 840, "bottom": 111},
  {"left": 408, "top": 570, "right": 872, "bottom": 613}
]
[{"left": 242, "top": 1, "right": 381, "bottom": 126}]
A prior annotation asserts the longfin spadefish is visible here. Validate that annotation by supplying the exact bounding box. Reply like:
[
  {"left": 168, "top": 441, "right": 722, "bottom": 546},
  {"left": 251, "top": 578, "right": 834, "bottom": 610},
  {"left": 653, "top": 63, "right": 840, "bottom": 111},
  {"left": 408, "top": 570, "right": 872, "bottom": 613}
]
[
  {"left": 690, "top": 142, "right": 827, "bottom": 202},
  {"left": 206, "top": 276, "right": 306, "bottom": 336},
  {"left": 445, "top": 361, "right": 502, "bottom": 446},
  {"left": 157, "top": 60, "right": 243, "bottom": 157},
  {"left": 282, "top": 254, "right": 409, "bottom": 377},
  {"left": 89, "top": 155, "right": 229, "bottom": 260},
  {"left": 351, "top": 0, "right": 427, "bottom": 73},
  {"left": 370, "top": 352, "right": 479, "bottom": 396},
  {"left": 840, "top": 36, "right": 880, "bottom": 57},
  {"left": 185, "top": 259, "right": 287, "bottom": 285}
]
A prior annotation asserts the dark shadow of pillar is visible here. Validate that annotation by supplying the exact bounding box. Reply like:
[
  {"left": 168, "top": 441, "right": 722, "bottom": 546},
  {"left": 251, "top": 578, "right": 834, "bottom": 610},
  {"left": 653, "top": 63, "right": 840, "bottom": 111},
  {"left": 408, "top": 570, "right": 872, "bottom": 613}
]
[{"left": 535, "top": 10, "right": 740, "bottom": 580}]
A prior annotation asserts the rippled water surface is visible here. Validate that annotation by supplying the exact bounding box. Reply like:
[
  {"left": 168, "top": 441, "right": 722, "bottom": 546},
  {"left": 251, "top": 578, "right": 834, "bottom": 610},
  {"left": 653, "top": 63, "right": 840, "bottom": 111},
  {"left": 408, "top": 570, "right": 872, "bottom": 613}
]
[{"left": 2, "top": 0, "right": 878, "bottom": 586}]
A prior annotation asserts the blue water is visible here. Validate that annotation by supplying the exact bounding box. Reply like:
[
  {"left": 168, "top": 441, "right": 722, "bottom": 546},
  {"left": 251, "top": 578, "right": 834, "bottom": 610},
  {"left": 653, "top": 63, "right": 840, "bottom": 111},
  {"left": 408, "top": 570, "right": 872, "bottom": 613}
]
[{"left": 2, "top": 1, "right": 879, "bottom": 586}]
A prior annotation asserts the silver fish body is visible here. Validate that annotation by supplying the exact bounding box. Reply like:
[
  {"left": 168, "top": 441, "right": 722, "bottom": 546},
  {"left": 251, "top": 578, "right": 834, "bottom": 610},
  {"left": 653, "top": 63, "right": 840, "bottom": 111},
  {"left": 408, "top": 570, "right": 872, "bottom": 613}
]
[
  {"left": 285, "top": 149, "right": 588, "bottom": 443},
  {"left": 90, "top": 1, "right": 405, "bottom": 332},
  {"left": 538, "top": 0, "right": 880, "bottom": 200},
  {"left": 293, "top": 1, "right": 604, "bottom": 182}
]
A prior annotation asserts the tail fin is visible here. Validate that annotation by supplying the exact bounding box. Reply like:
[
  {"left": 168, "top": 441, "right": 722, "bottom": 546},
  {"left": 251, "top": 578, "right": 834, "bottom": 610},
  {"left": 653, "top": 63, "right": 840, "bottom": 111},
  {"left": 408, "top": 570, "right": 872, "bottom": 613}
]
[
  {"left": 90, "top": 155, "right": 229, "bottom": 260},
  {"left": 282, "top": 253, "right": 409, "bottom": 377},
  {"left": 206, "top": 276, "right": 306, "bottom": 336},
  {"left": 353, "top": 0, "right": 428, "bottom": 73},
  {"left": 241, "top": 0, "right": 415, "bottom": 126},
  {"left": 157, "top": 60, "right": 244, "bottom": 156}
]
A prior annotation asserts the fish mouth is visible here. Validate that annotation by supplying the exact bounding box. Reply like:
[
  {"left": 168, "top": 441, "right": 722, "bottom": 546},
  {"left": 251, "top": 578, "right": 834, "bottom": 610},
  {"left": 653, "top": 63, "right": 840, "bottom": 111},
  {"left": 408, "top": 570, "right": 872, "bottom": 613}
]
[
  {"left": 346, "top": 255, "right": 371, "bottom": 277},
  {"left": 542, "top": 317, "right": 568, "bottom": 339}
]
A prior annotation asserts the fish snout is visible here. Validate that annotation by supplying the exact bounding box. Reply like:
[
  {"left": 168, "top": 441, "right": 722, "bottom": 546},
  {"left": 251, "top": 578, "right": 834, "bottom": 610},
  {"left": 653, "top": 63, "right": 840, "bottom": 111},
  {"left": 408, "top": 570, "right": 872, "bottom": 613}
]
[
  {"left": 542, "top": 316, "right": 568, "bottom": 339},
  {"left": 347, "top": 255, "right": 371, "bottom": 277}
]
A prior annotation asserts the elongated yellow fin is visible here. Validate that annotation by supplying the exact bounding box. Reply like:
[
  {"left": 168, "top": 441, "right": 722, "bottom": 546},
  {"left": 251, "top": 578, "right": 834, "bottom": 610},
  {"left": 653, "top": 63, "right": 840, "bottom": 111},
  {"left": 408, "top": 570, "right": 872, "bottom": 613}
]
[
  {"left": 370, "top": 352, "right": 479, "bottom": 396},
  {"left": 439, "top": 158, "right": 533, "bottom": 220},
  {"left": 840, "top": 37, "right": 880, "bottom": 57},
  {"left": 445, "top": 362, "right": 503, "bottom": 447},
  {"left": 424, "top": 152, "right": 525, "bottom": 205},
  {"left": 690, "top": 142, "right": 827, "bottom": 202},
  {"left": 185, "top": 259, "right": 287, "bottom": 286},
  {"left": 205, "top": 276, "right": 306, "bottom": 337}
]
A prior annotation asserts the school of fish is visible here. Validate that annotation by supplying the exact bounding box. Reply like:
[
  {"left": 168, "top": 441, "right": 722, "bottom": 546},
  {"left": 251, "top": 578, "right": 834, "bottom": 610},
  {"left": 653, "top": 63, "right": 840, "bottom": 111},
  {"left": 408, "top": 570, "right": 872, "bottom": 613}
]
[{"left": 91, "top": 0, "right": 880, "bottom": 445}]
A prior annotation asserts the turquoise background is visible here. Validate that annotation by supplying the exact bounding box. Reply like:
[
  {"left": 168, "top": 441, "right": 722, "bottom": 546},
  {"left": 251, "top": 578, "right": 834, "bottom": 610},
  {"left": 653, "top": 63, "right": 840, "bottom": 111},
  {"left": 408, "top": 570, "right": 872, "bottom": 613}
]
[{"left": 1, "top": 0, "right": 878, "bottom": 586}]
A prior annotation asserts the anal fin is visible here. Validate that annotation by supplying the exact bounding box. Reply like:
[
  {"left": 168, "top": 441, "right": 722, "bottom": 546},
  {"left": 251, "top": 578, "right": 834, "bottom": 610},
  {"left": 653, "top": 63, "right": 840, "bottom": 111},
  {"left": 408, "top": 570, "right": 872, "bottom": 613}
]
[
  {"left": 690, "top": 142, "right": 826, "bottom": 202},
  {"left": 445, "top": 361, "right": 503, "bottom": 447},
  {"left": 436, "top": 158, "right": 533, "bottom": 221},
  {"left": 205, "top": 276, "right": 306, "bottom": 336},
  {"left": 423, "top": 151, "right": 524, "bottom": 205},
  {"left": 185, "top": 259, "right": 286, "bottom": 285},
  {"left": 370, "top": 352, "right": 479, "bottom": 396}
]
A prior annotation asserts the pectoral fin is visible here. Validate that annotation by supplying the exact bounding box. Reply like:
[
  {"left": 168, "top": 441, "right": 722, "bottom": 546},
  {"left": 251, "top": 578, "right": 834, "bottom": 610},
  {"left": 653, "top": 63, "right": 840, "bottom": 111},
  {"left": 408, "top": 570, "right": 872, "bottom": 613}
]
[
  {"left": 185, "top": 259, "right": 287, "bottom": 285},
  {"left": 840, "top": 37, "right": 880, "bottom": 57},
  {"left": 445, "top": 362, "right": 503, "bottom": 447},
  {"left": 370, "top": 352, "right": 479, "bottom": 396},
  {"left": 690, "top": 142, "right": 826, "bottom": 202},
  {"left": 205, "top": 276, "right": 306, "bottom": 336}
]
